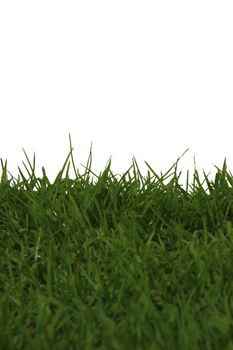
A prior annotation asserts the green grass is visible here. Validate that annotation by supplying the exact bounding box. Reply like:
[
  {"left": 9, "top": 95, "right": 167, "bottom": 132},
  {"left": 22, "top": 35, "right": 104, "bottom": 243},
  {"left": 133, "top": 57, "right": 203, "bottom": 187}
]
[{"left": 1, "top": 134, "right": 233, "bottom": 350}]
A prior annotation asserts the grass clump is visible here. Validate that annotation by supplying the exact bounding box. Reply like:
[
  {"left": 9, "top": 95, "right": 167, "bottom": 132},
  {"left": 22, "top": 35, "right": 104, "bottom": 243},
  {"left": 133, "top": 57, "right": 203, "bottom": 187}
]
[{"left": 1, "top": 135, "right": 233, "bottom": 350}]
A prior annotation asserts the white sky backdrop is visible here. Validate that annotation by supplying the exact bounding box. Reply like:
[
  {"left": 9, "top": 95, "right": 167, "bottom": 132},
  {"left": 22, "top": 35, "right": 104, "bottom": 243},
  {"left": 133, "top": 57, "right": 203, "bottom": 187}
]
[{"left": 0, "top": 1, "right": 233, "bottom": 192}]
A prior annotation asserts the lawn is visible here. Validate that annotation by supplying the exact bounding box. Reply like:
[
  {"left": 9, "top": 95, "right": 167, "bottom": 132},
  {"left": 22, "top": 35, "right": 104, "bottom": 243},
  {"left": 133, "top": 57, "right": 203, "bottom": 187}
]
[{"left": 1, "top": 135, "right": 233, "bottom": 350}]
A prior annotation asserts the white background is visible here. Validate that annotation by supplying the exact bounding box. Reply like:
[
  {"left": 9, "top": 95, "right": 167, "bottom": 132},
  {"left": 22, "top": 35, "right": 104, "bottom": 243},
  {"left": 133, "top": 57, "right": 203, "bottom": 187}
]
[{"left": 0, "top": 1, "right": 233, "bottom": 191}]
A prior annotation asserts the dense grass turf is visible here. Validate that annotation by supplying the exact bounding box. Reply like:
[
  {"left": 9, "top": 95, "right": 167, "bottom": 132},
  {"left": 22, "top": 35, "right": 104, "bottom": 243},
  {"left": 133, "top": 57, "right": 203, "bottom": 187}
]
[{"left": 1, "top": 135, "right": 233, "bottom": 349}]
